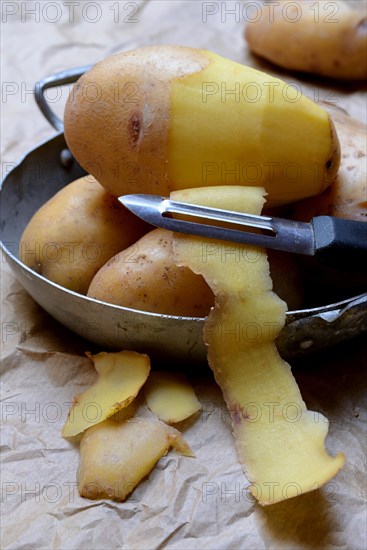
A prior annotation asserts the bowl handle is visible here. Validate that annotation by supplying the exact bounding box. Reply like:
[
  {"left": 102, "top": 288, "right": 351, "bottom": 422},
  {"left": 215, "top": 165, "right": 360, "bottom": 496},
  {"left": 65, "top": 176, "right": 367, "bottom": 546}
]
[{"left": 34, "top": 65, "right": 92, "bottom": 132}]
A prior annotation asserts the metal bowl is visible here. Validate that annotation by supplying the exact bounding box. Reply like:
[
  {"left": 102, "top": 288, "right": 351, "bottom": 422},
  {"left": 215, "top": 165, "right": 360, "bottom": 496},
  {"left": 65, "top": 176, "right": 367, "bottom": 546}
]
[{"left": 1, "top": 69, "right": 366, "bottom": 362}]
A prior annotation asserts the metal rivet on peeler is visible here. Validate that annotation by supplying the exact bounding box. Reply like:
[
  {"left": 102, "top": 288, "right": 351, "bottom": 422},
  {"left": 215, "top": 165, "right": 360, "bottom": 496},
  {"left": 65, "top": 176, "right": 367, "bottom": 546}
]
[
  {"left": 299, "top": 338, "right": 313, "bottom": 350},
  {"left": 60, "top": 149, "right": 73, "bottom": 168}
]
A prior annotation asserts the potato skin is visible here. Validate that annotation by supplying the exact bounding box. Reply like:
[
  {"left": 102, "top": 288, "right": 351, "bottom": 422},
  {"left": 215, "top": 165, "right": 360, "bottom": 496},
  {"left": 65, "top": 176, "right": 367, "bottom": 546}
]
[
  {"left": 19, "top": 176, "right": 149, "bottom": 294},
  {"left": 87, "top": 228, "right": 215, "bottom": 317},
  {"left": 245, "top": 0, "right": 367, "bottom": 80},
  {"left": 64, "top": 45, "right": 208, "bottom": 198},
  {"left": 291, "top": 103, "right": 367, "bottom": 222}
]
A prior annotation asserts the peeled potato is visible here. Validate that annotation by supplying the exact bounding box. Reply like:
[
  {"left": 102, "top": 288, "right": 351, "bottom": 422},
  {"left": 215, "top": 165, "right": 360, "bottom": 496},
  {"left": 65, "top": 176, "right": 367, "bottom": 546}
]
[
  {"left": 87, "top": 228, "right": 215, "bottom": 317},
  {"left": 291, "top": 103, "right": 367, "bottom": 222},
  {"left": 19, "top": 176, "right": 149, "bottom": 294},
  {"left": 64, "top": 45, "right": 340, "bottom": 206},
  {"left": 245, "top": 0, "right": 367, "bottom": 80}
]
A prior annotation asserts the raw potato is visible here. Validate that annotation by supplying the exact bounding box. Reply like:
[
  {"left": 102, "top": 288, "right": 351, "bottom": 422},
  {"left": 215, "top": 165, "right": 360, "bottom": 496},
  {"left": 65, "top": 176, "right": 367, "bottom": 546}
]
[
  {"left": 77, "top": 418, "right": 193, "bottom": 501},
  {"left": 291, "top": 103, "right": 367, "bottom": 222},
  {"left": 245, "top": 0, "right": 367, "bottom": 80},
  {"left": 64, "top": 45, "right": 340, "bottom": 206},
  {"left": 172, "top": 186, "right": 345, "bottom": 506},
  {"left": 87, "top": 228, "right": 215, "bottom": 317},
  {"left": 88, "top": 228, "right": 302, "bottom": 313},
  {"left": 144, "top": 371, "right": 201, "bottom": 423},
  {"left": 62, "top": 350, "right": 150, "bottom": 437},
  {"left": 19, "top": 176, "right": 148, "bottom": 294}
]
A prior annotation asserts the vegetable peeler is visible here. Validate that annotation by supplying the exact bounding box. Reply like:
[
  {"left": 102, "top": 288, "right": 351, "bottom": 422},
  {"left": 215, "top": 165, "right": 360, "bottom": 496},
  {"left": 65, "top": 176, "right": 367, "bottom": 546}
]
[{"left": 120, "top": 194, "right": 367, "bottom": 271}]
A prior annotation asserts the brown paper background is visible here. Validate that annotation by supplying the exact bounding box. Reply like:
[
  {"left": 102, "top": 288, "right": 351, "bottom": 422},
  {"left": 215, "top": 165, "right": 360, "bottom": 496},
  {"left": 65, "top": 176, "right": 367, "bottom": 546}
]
[{"left": 1, "top": 1, "right": 366, "bottom": 548}]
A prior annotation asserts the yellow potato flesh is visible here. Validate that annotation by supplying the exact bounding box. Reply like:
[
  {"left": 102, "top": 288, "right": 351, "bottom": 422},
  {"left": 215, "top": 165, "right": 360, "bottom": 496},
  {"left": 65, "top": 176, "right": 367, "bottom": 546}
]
[
  {"left": 62, "top": 351, "right": 150, "bottom": 437},
  {"left": 292, "top": 103, "right": 367, "bottom": 222},
  {"left": 170, "top": 51, "right": 337, "bottom": 206},
  {"left": 77, "top": 418, "right": 193, "bottom": 501},
  {"left": 144, "top": 371, "right": 201, "bottom": 424},
  {"left": 172, "top": 186, "right": 345, "bottom": 505}
]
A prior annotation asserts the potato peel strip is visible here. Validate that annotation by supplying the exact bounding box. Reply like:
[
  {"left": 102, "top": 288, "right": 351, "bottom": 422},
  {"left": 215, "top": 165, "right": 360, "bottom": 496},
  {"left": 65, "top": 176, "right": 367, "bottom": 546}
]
[{"left": 172, "top": 186, "right": 344, "bottom": 506}]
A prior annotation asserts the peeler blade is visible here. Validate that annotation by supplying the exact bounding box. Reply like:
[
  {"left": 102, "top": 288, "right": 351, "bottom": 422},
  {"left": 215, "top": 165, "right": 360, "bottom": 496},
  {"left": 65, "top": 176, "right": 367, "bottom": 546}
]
[{"left": 119, "top": 194, "right": 315, "bottom": 255}]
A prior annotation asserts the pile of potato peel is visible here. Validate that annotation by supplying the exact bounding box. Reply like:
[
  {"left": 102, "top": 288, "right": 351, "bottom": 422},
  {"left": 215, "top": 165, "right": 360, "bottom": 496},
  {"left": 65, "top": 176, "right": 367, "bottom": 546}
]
[{"left": 62, "top": 351, "right": 199, "bottom": 502}]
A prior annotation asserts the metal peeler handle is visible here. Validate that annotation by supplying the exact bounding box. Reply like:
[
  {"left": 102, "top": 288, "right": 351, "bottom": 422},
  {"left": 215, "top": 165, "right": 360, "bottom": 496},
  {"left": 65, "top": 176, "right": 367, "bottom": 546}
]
[{"left": 34, "top": 65, "right": 92, "bottom": 132}]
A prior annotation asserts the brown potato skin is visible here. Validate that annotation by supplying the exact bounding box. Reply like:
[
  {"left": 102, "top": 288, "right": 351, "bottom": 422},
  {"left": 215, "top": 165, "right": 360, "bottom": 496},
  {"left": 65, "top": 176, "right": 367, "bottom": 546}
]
[
  {"left": 64, "top": 45, "right": 208, "bottom": 198},
  {"left": 291, "top": 103, "right": 367, "bottom": 222},
  {"left": 245, "top": 0, "right": 367, "bottom": 80},
  {"left": 87, "top": 228, "right": 215, "bottom": 317},
  {"left": 19, "top": 176, "right": 149, "bottom": 294},
  {"left": 88, "top": 228, "right": 303, "bottom": 314}
]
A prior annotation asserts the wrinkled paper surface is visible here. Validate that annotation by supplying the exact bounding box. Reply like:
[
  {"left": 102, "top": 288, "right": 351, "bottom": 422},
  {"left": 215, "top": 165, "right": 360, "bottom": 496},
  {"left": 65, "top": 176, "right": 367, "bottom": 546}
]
[{"left": 1, "top": 1, "right": 366, "bottom": 548}]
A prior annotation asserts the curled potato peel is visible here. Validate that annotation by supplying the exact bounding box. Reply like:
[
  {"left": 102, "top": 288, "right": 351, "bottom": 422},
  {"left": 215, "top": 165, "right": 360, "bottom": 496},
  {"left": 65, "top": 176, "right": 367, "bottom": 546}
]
[{"left": 172, "top": 186, "right": 345, "bottom": 505}]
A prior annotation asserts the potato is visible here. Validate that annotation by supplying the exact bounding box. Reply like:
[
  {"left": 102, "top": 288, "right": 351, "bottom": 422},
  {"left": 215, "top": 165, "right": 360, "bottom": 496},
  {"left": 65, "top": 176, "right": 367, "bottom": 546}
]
[
  {"left": 77, "top": 418, "right": 193, "bottom": 501},
  {"left": 87, "top": 228, "right": 215, "bottom": 317},
  {"left": 172, "top": 185, "right": 344, "bottom": 506},
  {"left": 245, "top": 0, "right": 367, "bottom": 80},
  {"left": 291, "top": 103, "right": 367, "bottom": 222},
  {"left": 19, "top": 175, "right": 149, "bottom": 294},
  {"left": 88, "top": 224, "right": 302, "bottom": 314},
  {"left": 64, "top": 45, "right": 340, "bottom": 207}
]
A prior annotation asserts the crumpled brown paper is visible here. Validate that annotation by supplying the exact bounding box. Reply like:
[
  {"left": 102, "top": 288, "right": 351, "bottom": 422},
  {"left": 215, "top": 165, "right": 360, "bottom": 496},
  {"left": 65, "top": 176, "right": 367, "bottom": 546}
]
[{"left": 1, "top": 1, "right": 366, "bottom": 548}]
